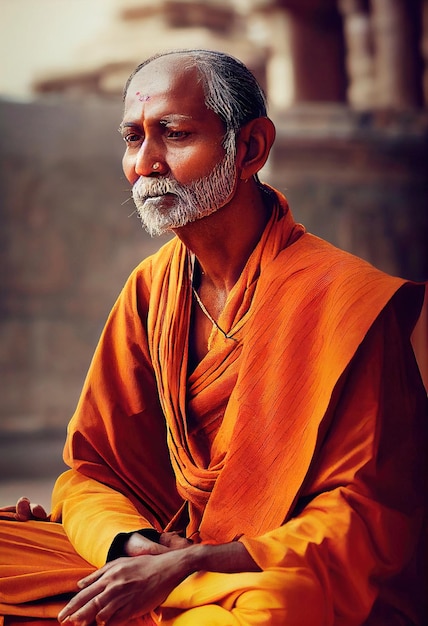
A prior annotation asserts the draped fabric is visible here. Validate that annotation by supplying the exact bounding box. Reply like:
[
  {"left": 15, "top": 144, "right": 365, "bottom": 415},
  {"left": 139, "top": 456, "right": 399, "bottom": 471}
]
[{"left": 0, "top": 188, "right": 427, "bottom": 625}]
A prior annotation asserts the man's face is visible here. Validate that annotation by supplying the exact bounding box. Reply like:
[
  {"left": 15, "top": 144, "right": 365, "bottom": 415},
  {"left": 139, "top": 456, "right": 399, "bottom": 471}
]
[{"left": 121, "top": 55, "right": 237, "bottom": 236}]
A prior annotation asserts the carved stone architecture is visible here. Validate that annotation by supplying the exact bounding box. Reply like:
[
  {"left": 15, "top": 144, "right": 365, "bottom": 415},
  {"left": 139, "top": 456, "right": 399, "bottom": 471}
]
[
  {"left": 339, "top": 0, "right": 425, "bottom": 109},
  {"left": 33, "top": 0, "right": 427, "bottom": 110},
  {"left": 0, "top": 0, "right": 427, "bottom": 479}
]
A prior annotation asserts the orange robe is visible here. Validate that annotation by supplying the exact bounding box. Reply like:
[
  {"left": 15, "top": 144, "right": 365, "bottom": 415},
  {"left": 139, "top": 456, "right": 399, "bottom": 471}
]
[{"left": 0, "top": 189, "right": 427, "bottom": 625}]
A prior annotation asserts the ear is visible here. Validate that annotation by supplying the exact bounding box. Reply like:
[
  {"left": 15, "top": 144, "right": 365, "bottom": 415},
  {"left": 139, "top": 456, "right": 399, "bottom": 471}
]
[{"left": 235, "top": 117, "right": 276, "bottom": 180}]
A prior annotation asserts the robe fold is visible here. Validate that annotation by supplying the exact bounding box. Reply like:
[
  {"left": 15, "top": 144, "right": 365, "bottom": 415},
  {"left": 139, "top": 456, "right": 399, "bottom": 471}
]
[{"left": 1, "top": 188, "right": 427, "bottom": 625}]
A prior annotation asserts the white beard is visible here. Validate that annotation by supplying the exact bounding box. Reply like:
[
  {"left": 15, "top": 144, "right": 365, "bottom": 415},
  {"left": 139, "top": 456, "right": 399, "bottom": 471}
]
[{"left": 131, "top": 131, "right": 237, "bottom": 237}]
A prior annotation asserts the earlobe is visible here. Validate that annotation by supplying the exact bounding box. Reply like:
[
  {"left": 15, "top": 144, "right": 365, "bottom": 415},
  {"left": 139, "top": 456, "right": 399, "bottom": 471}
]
[{"left": 236, "top": 117, "right": 276, "bottom": 180}]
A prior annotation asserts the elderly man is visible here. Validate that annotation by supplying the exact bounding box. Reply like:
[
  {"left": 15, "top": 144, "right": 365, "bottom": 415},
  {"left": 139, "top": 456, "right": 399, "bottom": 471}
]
[{"left": 0, "top": 49, "right": 427, "bottom": 626}]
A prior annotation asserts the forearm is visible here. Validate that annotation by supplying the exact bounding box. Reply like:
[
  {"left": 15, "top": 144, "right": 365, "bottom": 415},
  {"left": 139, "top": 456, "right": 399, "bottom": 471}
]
[
  {"left": 52, "top": 469, "right": 155, "bottom": 566},
  {"left": 57, "top": 540, "right": 261, "bottom": 626},
  {"left": 178, "top": 540, "right": 261, "bottom": 578}
]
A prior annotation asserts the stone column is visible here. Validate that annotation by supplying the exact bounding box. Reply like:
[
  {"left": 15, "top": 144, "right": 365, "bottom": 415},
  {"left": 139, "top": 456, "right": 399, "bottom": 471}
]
[
  {"left": 339, "top": 0, "right": 375, "bottom": 108},
  {"left": 285, "top": 5, "right": 347, "bottom": 102},
  {"left": 371, "top": 0, "right": 424, "bottom": 108}
]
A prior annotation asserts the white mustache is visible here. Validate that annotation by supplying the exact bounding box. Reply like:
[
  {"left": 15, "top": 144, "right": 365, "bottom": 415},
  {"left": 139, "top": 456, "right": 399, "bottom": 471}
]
[{"left": 132, "top": 177, "right": 182, "bottom": 201}]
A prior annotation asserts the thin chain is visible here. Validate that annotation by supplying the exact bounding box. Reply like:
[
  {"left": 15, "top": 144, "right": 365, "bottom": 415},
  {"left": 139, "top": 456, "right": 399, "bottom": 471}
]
[
  {"left": 192, "top": 285, "right": 236, "bottom": 340},
  {"left": 189, "top": 253, "right": 236, "bottom": 341}
]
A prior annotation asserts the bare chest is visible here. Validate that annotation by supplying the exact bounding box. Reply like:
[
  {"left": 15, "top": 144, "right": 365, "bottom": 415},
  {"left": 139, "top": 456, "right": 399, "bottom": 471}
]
[{"left": 188, "top": 286, "right": 228, "bottom": 371}]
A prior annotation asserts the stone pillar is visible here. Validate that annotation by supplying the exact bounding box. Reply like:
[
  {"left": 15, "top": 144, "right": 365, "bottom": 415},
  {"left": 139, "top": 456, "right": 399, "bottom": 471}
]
[
  {"left": 371, "top": 0, "right": 424, "bottom": 108},
  {"left": 286, "top": 5, "right": 347, "bottom": 102},
  {"left": 246, "top": 8, "right": 296, "bottom": 110},
  {"left": 339, "top": 0, "right": 375, "bottom": 108}
]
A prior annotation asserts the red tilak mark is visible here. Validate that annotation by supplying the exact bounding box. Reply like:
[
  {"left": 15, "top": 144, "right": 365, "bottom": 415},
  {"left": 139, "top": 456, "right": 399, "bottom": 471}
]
[{"left": 136, "top": 92, "right": 150, "bottom": 102}]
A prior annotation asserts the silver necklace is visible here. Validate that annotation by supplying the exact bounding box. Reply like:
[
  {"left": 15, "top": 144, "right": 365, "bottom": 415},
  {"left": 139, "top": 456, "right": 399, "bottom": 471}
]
[{"left": 190, "top": 255, "right": 236, "bottom": 341}]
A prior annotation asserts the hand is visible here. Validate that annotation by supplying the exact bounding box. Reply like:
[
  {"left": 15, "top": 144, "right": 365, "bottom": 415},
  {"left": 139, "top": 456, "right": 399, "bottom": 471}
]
[
  {"left": 58, "top": 549, "right": 194, "bottom": 626},
  {"left": 57, "top": 537, "right": 258, "bottom": 625},
  {"left": 124, "top": 530, "right": 192, "bottom": 557},
  {"left": 0, "top": 496, "right": 48, "bottom": 521},
  {"left": 159, "top": 530, "right": 193, "bottom": 550}
]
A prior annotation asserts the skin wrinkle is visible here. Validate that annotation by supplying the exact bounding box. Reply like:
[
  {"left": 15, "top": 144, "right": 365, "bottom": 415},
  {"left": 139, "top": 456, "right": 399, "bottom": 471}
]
[
  {"left": 123, "top": 50, "right": 268, "bottom": 134},
  {"left": 132, "top": 129, "right": 237, "bottom": 237}
]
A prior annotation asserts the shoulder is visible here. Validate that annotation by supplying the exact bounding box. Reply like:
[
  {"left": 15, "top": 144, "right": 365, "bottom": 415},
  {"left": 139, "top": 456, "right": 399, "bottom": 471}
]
[
  {"left": 122, "top": 236, "right": 179, "bottom": 293},
  {"left": 273, "top": 231, "right": 407, "bottom": 294},
  {"left": 105, "top": 237, "right": 180, "bottom": 324},
  {"left": 263, "top": 231, "right": 424, "bottom": 341}
]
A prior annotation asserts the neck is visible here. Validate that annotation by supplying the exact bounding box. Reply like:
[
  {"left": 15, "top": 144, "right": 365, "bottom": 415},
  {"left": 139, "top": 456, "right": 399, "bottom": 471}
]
[{"left": 174, "top": 179, "right": 272, "bottom": 291}]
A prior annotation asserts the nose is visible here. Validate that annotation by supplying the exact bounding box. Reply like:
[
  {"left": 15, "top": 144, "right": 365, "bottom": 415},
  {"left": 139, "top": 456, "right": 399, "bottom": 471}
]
[{"left": 134, "top": 142, "right": 168, "bottom": 178}]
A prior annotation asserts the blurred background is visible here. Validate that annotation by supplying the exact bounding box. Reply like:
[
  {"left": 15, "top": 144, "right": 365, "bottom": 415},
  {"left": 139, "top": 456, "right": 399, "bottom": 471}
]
[{"left": 1, "top": 0, "right": 427, "bottom": 509}]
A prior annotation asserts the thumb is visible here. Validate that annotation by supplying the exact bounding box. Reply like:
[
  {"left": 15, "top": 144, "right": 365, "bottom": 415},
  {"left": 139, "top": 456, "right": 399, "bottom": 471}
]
[{"left": 31, "top": 503, "right": 48, "bottom": 519}]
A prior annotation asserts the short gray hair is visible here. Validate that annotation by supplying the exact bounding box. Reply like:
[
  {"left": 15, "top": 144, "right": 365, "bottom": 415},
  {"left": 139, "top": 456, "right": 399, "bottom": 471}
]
[{"left": 124, "top": 49, "right": 268, "bottom": 134}]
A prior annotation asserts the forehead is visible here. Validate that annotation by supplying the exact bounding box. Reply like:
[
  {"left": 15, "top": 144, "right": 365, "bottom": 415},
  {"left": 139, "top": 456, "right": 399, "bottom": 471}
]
[{"left": 124, "top": 55, "right": 211, "bottom": 121}]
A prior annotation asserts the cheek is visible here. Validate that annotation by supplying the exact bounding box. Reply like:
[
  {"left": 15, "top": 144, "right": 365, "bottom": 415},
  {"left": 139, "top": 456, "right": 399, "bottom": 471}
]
[
  {"left": 122, "top": 153, "right": 137, "bottom": 185},
  {"left": 172, "top": 143, "right": 225, "bottom": 183}
]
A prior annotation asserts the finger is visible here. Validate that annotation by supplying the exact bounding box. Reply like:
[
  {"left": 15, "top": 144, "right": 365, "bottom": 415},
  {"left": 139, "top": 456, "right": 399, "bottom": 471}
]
[
  {"left": 125, "top": 532, "right": 169, "bottom": 557},
  {"left": 77, "top": 562, "right": 113, "bottom": 589},
  {"left": 30, "top": 503, "right": 48, "bottom": 519},
  {"left": 66, "top": 593, "right": 107, "bottom": 626},
  {"left": 0, "top": 505, "right": 18, "bottom": 513},
  {"left": 98, "top": 604, "right": 129, "bottom": 626},
  {"left": 94, "top": 590, "right": 140, "bottom": 626},
  {"left": 92, "top": 597, "right": 120, "bottom": 626},
  {"left": 101, "top": 596, "right": 154, "bottom": 626},
  {"left": 160, "top": 531, "right": 193, "bottom": 550},
  {"left": 58, "top": 582, "right": 104, "bottom": 623},
  {"left": 15, "top": 497, "right": 32, "bottom": 521}
]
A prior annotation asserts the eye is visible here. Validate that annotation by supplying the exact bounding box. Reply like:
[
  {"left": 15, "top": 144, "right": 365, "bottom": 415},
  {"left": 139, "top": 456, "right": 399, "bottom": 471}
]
[
  {"left": 166, "top": 130, "right": 190, "bottom": 139},
  {"left": 123, "top": 133, "right": 142, "bottom": 145}
]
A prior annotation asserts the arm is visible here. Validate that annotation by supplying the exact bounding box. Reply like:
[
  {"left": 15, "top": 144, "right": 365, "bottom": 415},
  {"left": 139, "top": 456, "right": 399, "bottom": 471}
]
[
  {"left": 50, "top": 264, "right": 183, "bottom": 566},
  {"left": 239, "top": 303, "right": 427, "bottom": 624},
  {"left": 58, "top": 303, "right": 427, "bottom": 626},
  {"left": 51, "top": 469, "right": 160, "bottom": 566},
  {"left": 58, "top": 540, "right": 260, "bottom": 626}
]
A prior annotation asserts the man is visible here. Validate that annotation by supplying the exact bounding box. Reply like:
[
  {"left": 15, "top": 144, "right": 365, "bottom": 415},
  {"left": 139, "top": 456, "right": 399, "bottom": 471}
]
[{"left": 0, "top": 49, "right": 427, "bottom": 626}]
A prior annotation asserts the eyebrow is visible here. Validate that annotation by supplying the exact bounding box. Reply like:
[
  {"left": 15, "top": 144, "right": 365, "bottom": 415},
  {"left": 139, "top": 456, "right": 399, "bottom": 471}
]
[
  {"left": 118, "top": 121, "right": 136, "bottom": 135},
  {"left": 118, "top": 114, "right": 193, "bottom": 134},
  {"left": 159, "top": 114, "right": 193, "bottom": 125}
]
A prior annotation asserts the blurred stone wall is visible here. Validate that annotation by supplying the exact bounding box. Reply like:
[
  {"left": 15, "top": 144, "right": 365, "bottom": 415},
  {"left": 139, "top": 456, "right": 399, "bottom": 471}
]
[
  {"left": 0, "top": 0, "right": 427, "bottom": 490},
  {"left": 267, "top": 104, "right": 428, "bottom": 282},
  {"left": 0, "top": 98, "right": 168, "bottom": 436},
  {"left": 1, "top": 97, "right": 427, "bottom": 442}
]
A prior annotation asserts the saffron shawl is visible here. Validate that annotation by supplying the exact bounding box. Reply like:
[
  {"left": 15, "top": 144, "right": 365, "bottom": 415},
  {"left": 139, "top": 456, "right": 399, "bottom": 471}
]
[
  {"left": 1, "top": 189, "right": 426, "bottom": 625},
  {"left": 45, "top": 189, "right": 426, "bottom": 624},
  {"left": 144, "top": 191, "right": 425, "bottom": 543},
  {"left": 52, "top": 190, "right": 425, "bottom": 558}
]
